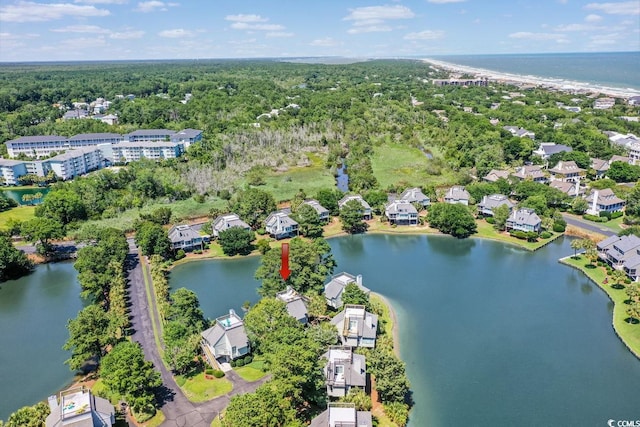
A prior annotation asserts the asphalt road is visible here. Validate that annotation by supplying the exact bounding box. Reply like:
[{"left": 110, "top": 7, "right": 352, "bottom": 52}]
[
  {"left": 125, "top": 238, "right": 268, "bottom": 426},
  {"left": 562, "top": 213, "right": 616, "bottom": 237}
]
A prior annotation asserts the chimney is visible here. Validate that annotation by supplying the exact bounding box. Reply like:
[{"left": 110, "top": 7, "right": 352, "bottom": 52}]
[
  {"left": 591, "top": 190, "right": 599, "bottom": 214},
  {"left": 356, "top": 274, "right": 363, "bottom": 286},
  {"left": 229, "top": 308, "right": 236, "bottom": 316},
  {"left": 47, "top": 395, "right": 58, "bottom": 412},
  {"left": 574, "top": 182, "right": 579, "bottom": 197}
]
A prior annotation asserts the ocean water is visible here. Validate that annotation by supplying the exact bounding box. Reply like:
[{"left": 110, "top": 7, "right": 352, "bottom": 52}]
[{"left": 432, "top": 52, "right": 640, "bottom": 91}]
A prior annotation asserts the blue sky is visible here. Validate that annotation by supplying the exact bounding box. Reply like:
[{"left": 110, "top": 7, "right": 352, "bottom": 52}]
[{"left": 0, "top": 0, "right": 638, "bottom": 62}]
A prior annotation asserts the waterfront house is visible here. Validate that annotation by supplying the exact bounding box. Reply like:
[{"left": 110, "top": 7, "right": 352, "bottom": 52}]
[
  {"left": 46, "top": 386, "right": 114, "bottom": 427},
  {"left": 483, "top": 169, "right": 510, "bottom": 183},
  {"left": 548, "top": 161, "right": 585, "bottom": 183},
  {"left": 201, "top": 309, "right": 250, "bottom": 364},
  {"left": 384, "top": 199, "right": 418, "bottom": 225},
  {"left": 300, "top": 199, "right": 330, "bottom": 222},
  {"left": 324, "top": 272, "right": 370, "bottom": 309},
  {"left": 597, "top": 235, "right": 640, "bottom": 282},
  {"left": 212, "top": 213, "right": 251, "bottom": 238},
  {"left": 168, "top": 224, "right": 203, "bottom": 251},
  {"left": 444, "top": 186, "right": 470, "bottom": 205},
  {"left": 549, "top": 181, "right": 584, "bottom": 198},
  {"left": 533, "top": 143, "right": 572, "bottom": 160},
  {"left": 511, "top": 165, "right": 547, "bottom": 183},
  {"left": 331, "top": 304, "right": 378, "bottom": 348},
  {"left": 309, "top": 403, "right": 373, "bottom": 427},
  {"left": 338, "top": 195, "right": 372, "bottom": 220},
  {"left": 503, "top": 125, "right": 535, "bottom": 139},
  {"left": 585, "top": 189, "right": 625, "bottom": 215},
  {"left": 399, "top": 187, "right": 430, "bottom": 207},
  {"left": 477, "top": 194, "right": 514, "bottom": 216},
  {"left": 506, "top": 208, "right": 541, "bottom": 233},
  {"left": 276, "top": 286, "right": 309, "bottom": 325},
  {"left": 322, "top": 346, "right": 367, "bottom": 398},
  {"left": 265, "top": 210, "right": 298, "bottom": 239}
]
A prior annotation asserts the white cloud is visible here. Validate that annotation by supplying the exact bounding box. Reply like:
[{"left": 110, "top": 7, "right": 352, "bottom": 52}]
[
  {"left": 135, "top": 1, "right": 177, "bottom": 12},
  {"left": 585, "top": 13, "right": 603, "bottom": 21},
  {"left": 588, "top": 32, "right": 623, "bottom": 45},
  {"left": 344, "top": 5, "right": 414, "bottom": 34},
  {"left": 266, "top": 32, "right": 294, "bottom": 38},
  {"left": 509, "top": 31, "right": 568, "bottom": 42},
  {"left": 585, "top": 1, "right": 640, "bottom": 15},
  {"left": 310, "top": 37, "right": 340, "bottom": 47},
  {"left": 0, "top": 1, "right": 110, "bottom": 22},
  {"left": 555, "top": 23, "right": 605, "bottom": 31},
  {"left": 74, "top": 0, "right": 127, "bottom": 3},
  {"left": 404, "top": 30, "right": 445, "bottom": 40},
  {"left": 225, "top": 14, "right": 268, "bottom": 23},
  {"left": 230, "top": 22, "right": 285, "bottom": 31},
  {"left": 110, "top": 30, "right": 144, "bottom": 39},
  {"left": 158, "top": 28, "right": 194, "bottom": 38},
  {"left": 427, "top": 0, "right": 465, "bottom": 3},
  {"left": 51, "top": 24, "right": 110, "bottom": 33}
]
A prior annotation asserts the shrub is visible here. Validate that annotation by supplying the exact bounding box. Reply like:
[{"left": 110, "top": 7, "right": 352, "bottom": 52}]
[
  {"left": 599, "top": 211, "right": 612, "bottom": 219},
  {"left": 541, "top": 231, "right": 552, "bottom": 239},
  {"left": 611, "top": 211, "right": 623, "bottom": 219},
  {"left": 244, "top": 355, "right": 253, "bottom": 364},
  {"left": 219, "top": 189, "right": 231, "bottom": 200},
  {"left": 175, "top": 249, "right": 186, "bottom": 260},
  {"left": 485, "top": 216, "right": 495, "bottom": 224},
  {"left": 256, "top": 239, "right": 271, "bottom": 255},
  {"left": 193, "top": 249, "right": 203, "bottom": 254},
  {"left": 384, "top": 402, "right": 409, "bottom": 427},
  {"left": 176, "top": 376, "right": 186, "bottom": 387},
  {"left": 205, "top": 368, "right": 214, "bottom": 375},
  {"left": 583, "top": 214, "right": 607, "bottom": 223},
  {"left": 625, "top": 279, "right": 632, "bottom": 284},
  {"left": 552, "top": 223, "right": 566, "bottom": 232},
  {"left": 235, "top": 358, "right": 245, "bottom": 367},
  {"left": 213, "top": 370, "right": 225, "bottom": 378},
  {"left": 510, "top": 230, "right": 528, "bottom": 240},
  {"left": 229, "top": 359, "right": 236, "bottom": 367}
]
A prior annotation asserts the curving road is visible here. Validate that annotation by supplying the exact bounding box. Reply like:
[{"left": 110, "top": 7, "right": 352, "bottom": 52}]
[
  {"left": 125, "top": 239, "right": 268, "bottom": 426},
  {"left": 562, "top": 213, "right": 616, "bottom": 237}
]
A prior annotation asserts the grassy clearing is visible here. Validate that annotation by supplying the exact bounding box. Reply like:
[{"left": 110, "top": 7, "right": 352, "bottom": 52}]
[
  {"left": 92, "top": 379, "right": 165, "bottom": 427},
  {"left": 474, "top": 220, "right": 561, "bottom": 251},
  {"left": 210, "top": 411, "right": 224, "bottom": 427},
  {"left": 0, "top": 206, "right": 35, "bottom": 229},
  {"left": 176, "top": 371, "right": 233, "bottom": 403},
  {"left": 371, "top": 144, "right": 456, "bottom": 189},
  {"left": 561, "top": 256, "right": 640, "bottom": 358},
  {"left": 234, "top": 359, "right": 267, "bottom": 382}
]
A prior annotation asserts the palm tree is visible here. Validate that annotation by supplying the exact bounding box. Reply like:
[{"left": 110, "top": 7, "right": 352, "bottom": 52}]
[
  {"left": 570, "top": 239, "right": 583, "bottom": 258},
  {"left": 611, "top": 269, "right": 627, "bottom": 289}
]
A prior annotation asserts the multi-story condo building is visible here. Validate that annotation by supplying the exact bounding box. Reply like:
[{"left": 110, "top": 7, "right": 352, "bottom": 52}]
[
  {"left": 0, "top": 159, "right": 28, "bottom": 185},
  {"left": 6, "top": 135, "right": 69, "bottom": 158},
  {"left": 67, "top": 133, "right": 122, "bottom": 149},
  {"left": 46, "top": 147, "right": 104, "bottom": 180},
  {"left": 111, "top": 141, "right": 182, "bottom": 163},
  {"left": 124, "top": 129, "right": 176, "bottom": 142}
]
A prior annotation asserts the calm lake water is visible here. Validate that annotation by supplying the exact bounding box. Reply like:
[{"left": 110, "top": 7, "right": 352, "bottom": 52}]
[
  {"left": 171, "top": 234, "right": 640, "bottom": 426},
  {"left": 0, "top": 261, "right": 82, "bottom": 420},
  {"left": 0, "top": 187, "right": 49, "bottom": 205}
]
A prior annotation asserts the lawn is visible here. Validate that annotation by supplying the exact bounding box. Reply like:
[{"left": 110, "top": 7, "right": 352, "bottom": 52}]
[
  {"left": 91, "top": 379, "right": 165, "bottom": 427},
  {"left": 474, "top": 220, "right": 561, "bottom": 251},
  {"left": 371, "top": 143, "right": 456, "bottom": 189},
  {"left": 234, "top": 359, "right": 267, "bottom": 382},
  {"left": 176, "top": 371, "right": 233, "bottom": 403},
  {"left": 0, "top": 206, "right": 35, "bottom": 230},
  {"left": 560, "top": 256, "right": 640, "bottom": 358}
]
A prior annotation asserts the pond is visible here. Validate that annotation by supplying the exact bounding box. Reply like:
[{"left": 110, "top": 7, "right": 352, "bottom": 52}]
[
  {"left": 170, "top": 234, "right": 640, "bottom": 426},
  {"left": 1, "top": 187, "right": 50, "bottom": 205},
  {"left": 0, "top": 261, "right": 82, "bottom": 420}
]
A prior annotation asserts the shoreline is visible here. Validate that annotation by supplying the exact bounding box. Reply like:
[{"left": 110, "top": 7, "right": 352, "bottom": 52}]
[
  {"left": 422, "top": 57, "right": 640, "bottom": 99},
  {"left": 371, "top": 292, "right": 401, "bottom": 358}
]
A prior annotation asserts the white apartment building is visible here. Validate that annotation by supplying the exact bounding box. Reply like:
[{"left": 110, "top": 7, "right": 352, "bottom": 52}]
[
  {"left": 47, "top": 147, "right": 104, "bottom": 180},
  {"left": 111, "top": 141, "right": 182, "bottom": 163},
  {"left": 0, "top": 159, "right": 28, "bottom": 185},
  {"left": 6, "top": 135, "right": 70, "bottom": 158}
]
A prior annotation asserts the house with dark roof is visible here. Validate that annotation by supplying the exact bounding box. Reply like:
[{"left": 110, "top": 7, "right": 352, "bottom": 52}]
[
  {"left": 506, "top": 208, "right": 541, "bottom": 233},
  {"left": 322, "top": 346, "right": 367, "bottom": 398},
  {"left": 533, "top": 143, "right": 572, "bottom": 160},
  {"left": 201, "top": 309, "right": 250, "bottom": 364},
  {"left": 338, "top": 195, "right": 372, "bottom": 220},
  {"left": 384, "top": 199, "right": 418, "bottom": 225},
  {"left": 168, "top": 224, "right": 203, "bottom": 251},
  {"left": 124, "top": 129, "right": 176, "bottom": 142},
  {"left": 324, "top": 272, "right": 369, "bottom": 309},
  {"left": 212, "top": 213, "right": 251, "bottom": 238},
  {"left": 477, "top": 194, "right": 514, "bottom": 216},
  {"left": 399, "top": 187, "right": 430, "bottom": 207},
  {"left": 585, "top": 189, "right": 625, "bottom": 215},
  {"left": 511, "top": 165, "right": 547, "bottom": 183},
  {"left": 309, "top": 403, "right": 373, "bottom": 427},
  {"left": 300, "top": 199, "right": 330, "bottom": 222},
  {"left": 444, "top": 186, "right": 470, "bottom": 205},
  {"left": 548, "top": 160, "right": 585, "bottom": 183},
  {"left": 46, "top": 386, "right": 114, "bottom": 427},
  {"left": 276, "top": 286, "right": 309, "bottom": 325},
  {"left": 331, "top": 305, "right": 377, "bottom": 348},
  {"left": 265, "top": 211, "right": 298, "bottom": 239},
  {"left": 483, "top": 169, "right": 510, "bottom": 183}
]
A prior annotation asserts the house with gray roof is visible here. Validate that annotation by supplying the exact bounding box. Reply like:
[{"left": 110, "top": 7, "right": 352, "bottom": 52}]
[
  {"left": 5, "top": 135, "right": 70, "bottom": 158},
  {"left": 477, "top": 194, "right": 514, "bottom": 216},
  {"left": 67, "top": 133, "right": 121, "bottom": 148},
  {"left": 444, "top": 186, "right": 470, "bottom": 205},
  {"left": 300, "top": 199, "right": 330, "bottom": 222},
  {"left": 597, "top": 235, "right": 640, "bottom": 282},
  {"left": 265, "top": 211, "right": 298, "bottom": 239},
  {"left": 483, "top": 169, "right": 510, "bottom": 183},
  {"left": 322, "top": 346, "right": 367, "bottom": 398},
  {"left": 533, "top": 142, "right": 572, "bottom": 160},
  {"left": 276, "top": 286, "right": 309, "bottom": 325},
  {"left": 338, "top": 195, "right": 372, "bottom": 220},
  {"left": 549, "top": 181, "right": 584, "bottom": 198},
  {"left": 506, "top": 208, "right": 541, "bottom": 233},
  {"left": 170, "top": 128, "right": 203, "bottom": 148},
  {"left": 212, "top": 213, "right": 251, "bottom": 238},
  {"left": 47, "top": 147, "right": 104, "bottom": 180},
  {"left": 0, "top": 158, "right": 28, "bottom": 185},
  {"left": 511, "top": 165, "right": 547, "bottom": 183},
  {"left": 331, "top": 305, "right": 377, "bottom": 348},
  {"left": 324, "top": 272, "right": 370, "bottom": 309},
  {"left": 548, "top": 161, "right": 585, "bottom": 183},
  {"left": 503, "top": 125, "right": 535, "bottom": 139},
  {"left": 309, "top": 403, "right": 373, "bottom": 427},
  {"left": 384, "top": 199, "right": 418, "bottom": 225},
  {"left": 590, "top": 158, "right": 610, "bottom": 179},
  {"left": 124, "top": 129, "right": 176, "bottom": 142},
  {"left": 168, "top": 224, "right": 203, "bottom": 251},
  {"left": 585, "top": 189, "right": 625, "bottom": 215},
  {"left": 46, "top": 386, "right": 114, "bottom": 427},
  {"left": 399, "top": 187, "right": 430, "bottom": 207},
  {"left": 201, "top": 309, "right": 250, "bottom": 364}
]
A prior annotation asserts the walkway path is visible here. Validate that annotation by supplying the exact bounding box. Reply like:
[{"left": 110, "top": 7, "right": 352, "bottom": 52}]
[
  {"left": 562, "top": 213, "right": 616, "bottom": 237},
  {"left": 126, "top": 239, "right": 268, "bottom": 426}
]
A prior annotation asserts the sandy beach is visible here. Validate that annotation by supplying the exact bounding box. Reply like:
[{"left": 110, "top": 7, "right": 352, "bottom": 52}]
[{"left": 422, "top": 57, "right": 640, "bottom": 99}]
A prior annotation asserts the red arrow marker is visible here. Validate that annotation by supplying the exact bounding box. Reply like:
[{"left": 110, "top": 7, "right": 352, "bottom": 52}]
[{"left": 279, "top": 243, "right": 291, "bottom": 280}]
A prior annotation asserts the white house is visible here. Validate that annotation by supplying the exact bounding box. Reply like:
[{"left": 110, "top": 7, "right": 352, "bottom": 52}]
[
  {"left": 585, "top": 189, "right": 625, "bottom": 215},
  {"left": 201, "top": 309, "right": 250, "bottom": 364},
  {"left": 331, "top": 305, "right": 377, "bottom": 348},
  {"left": 384, "top": 199, "right": 418, "bottom": 225},
  {"left": 444, "top": 186, "right": 470, "bottom": 205},
  {"left": 46, "top": 386, "right": 114, "bottom": 427},
  {"left": 300, "top": 199, "right": 330, "bottom": 222},
  {"left": 265, "top": 211, "right": 298, "bottom": 239},
  {"left": 338, "top": 195, "right": 372, "bottom": 220},
  {"left": 324, "top": 272, "right": 370, "bottom": 309},
  {"left": 276, "top": 286, "right": 309, "bottom": 325},
  {"left": 309, "top": 403, "right": 373, "bottom": 427},
  {"left": 168, "top": 224, "right": 203, "bottom": 251},
  {"left": 506, "top": 208, "right": 541, "bottom": 233},
  {"left": 399, "top": 187, "right": 430, "bottom": 207},
  {"left": 322, "top": 346, "right": 366, "bottom": 398},
  {"left": 212, "top": 213, "right": 251, "bottom": 238}
]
